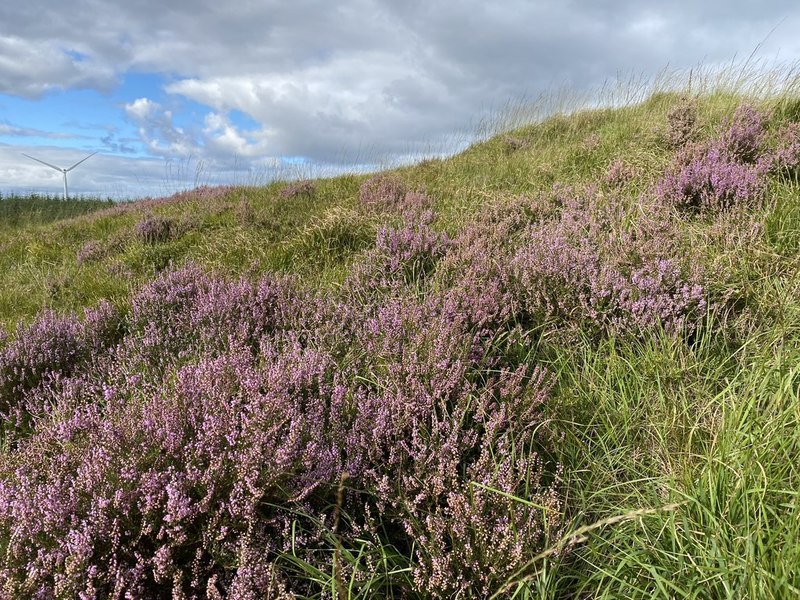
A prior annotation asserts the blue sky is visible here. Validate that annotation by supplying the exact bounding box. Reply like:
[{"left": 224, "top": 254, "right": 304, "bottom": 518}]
[{"left": 1, "top": 0, "right": 799, "bottom": 199}]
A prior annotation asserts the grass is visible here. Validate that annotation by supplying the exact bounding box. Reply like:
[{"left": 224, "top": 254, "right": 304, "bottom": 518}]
[
  {"left": 560, "top": 342, "right": 800, "bottom": 599},
  {"left": 1, "top": 63, "right": 800, "bottom": 597}
]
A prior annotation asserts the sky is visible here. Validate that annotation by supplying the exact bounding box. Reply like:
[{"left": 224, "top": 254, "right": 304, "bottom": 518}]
[{"left": 1, "top": 1, "right": 799, "bottom": 200}]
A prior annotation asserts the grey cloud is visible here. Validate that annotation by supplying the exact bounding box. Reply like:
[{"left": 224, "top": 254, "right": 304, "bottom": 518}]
[
  {"left": 3, "top": 0, "right": 799, "bottom": 173},
  {"left": 100, "top": 133, "right": 137, "bottom": 155},
  {"left": 0, "top": 35, "right": 116, "bottom": 97},
  {"left": 0, "top": 121, "right": 78, "bottom": 139}
]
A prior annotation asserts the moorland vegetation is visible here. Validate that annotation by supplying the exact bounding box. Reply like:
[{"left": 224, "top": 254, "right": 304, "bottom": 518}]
[{"left": 1, "top": 66, "right": 800, "bottom": 598}]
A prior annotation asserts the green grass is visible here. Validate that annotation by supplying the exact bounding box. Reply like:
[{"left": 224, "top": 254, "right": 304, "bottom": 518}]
[
  {"left": 555, "top": 341, "right": 800, "bottom": 600},
  {"left": 2, "top": 64, "right": 800, "bottom": 597}
]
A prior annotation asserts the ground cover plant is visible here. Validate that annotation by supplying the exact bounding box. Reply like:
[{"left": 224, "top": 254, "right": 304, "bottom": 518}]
[{"left": 1, "top": 66, "right": 800, "bottom": 598}]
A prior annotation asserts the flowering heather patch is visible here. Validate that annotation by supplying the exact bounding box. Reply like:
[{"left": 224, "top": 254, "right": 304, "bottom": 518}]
[
  {"left": 279, "top": 179, "right": 315, "bottom": 199},
  {"left": 0, "top": 344, "right": 342, "bottom": 598},
  {"left": 374, "top": 211, "right": 451, "bottom": 280},
  {"left": 348, "top": 299, "right": 560, "bottom": 596},
  {"left": 655, "top": 142, "right": 769, "bottom": 211},
  {"left": 135, "top": 214, "right": 175, "bottom": 244},
  {"left": 347, "top": 210, "right": 452, "bottom": 299},
  {"left": 0, "top": 255, "right": 561, "bottom": 597},
  {"left": 399, "top": 190, "right": 434, "bottom": 216},
  {"left": 122, "top": 264, "right": 310, "bottom": 370},
  {"left": 654, "top": 103, "right": 799, "bottom": 212},
  {"left": 73, "top": 186, "right": 238, "bottom": 227},
  {"left": 0, "top": 301, "right": 122, "bottom": 438},
  {"left": 76, "top": 240, "right": 105, "bottom": 265},
  {"left": 0, "top": 310, "right": 84, "bottom": 424},
  {"left": 770, "top": 121, "right": 800, "bottom": 176},
  {"left": 510, "top": 188, "right": 708, "bottom": 335},
  {"left": 190, "top": 185, "right": 237, "bottom": 203},
  {"left": 604, "top": 158, "right": 637, "bottom": 188},
  {"left": 358, "top": 174, "right": 434, "bottom": 218},
  {"left": 358, "top": 173, "right": 406, "bottom": 212},
  {"left": 719, "top": 104, "right": 768, "bottom": 164},
  {"left": 151, "top": 185, "right": 237, "bottom": 208},
  {"left": 665, "top": 98, "right": 698, "bottom": 148},
  {"left": 430, "top": 199, "right": 534, "bottom": 334}
]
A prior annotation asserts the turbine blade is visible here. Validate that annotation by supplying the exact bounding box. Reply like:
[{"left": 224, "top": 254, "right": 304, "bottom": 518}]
[
  {"left": 65, "top": 151, "right": 97, "bottom": 172},
  {"left": 22, "top": 153, "right": 63, "bottom": 172}
]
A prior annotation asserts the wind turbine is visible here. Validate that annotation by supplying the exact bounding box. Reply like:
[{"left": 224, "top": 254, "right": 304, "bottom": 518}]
[{"left": 22, "top": 151, "right": 97, "bottom": 200}]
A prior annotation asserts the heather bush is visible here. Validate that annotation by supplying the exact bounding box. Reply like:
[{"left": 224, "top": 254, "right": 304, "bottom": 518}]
[
  {"left": 665, "top": 98, "right": 698, "bottom": 148},
  {"left": 135, "top": 214, "right": 175, "bottom": 244},
  {"left": 770, "top": 121, "right": 800, "bottom": 177},
  {"left": 0, "top": 260, "right": 561, "bottom": 598},
  {"left": 604, "top": 158, "right": 637, "bottom": 189},
  {"left": 655, "top": 142, "right": 769, "bottom": 211},
  {"left": 399, "top": 190, "right": 434, "bottom": 217},
  {"left": 347, "top": 209, "right": 452, "bottom": 300},
  {"left": 374, "top": 211, "right": 451, "bottom": 282},
  {"left": 123, "top": 264, "right": 309, "bottom": 370},
  {"left": 358, "top": 173, "right": 406, "bottom": 212},
  {"left": 76, "top": 240, "right": 105, "bottom": 265},
  {"left": 719, "top": 103, "right": 768, "bottom": 163},
  {"left": 510, "top": 188, "right": 708, "bottom": 336},
  {"left": 358, "top": 180, "right": 433, "bottom": 218},
  {"left": 430, "top": 199, "right": 533, "bottom": 335},
  {"left": 155, "top": 185, "right": 236, "bottom": 208},
  {"left": 0, "top": 344, "right": 342, "bottom": 598},
  {"left": 340, "top": 288, "right": 561, "bottom": 597},
  {"left": 0, "top": 301, "right": 123, "bottom": 439},
  {"left": 0, "top": 311, "right": 83, "bottom": 425},
  {"left": 279, "top": 179, "right": 315, "bottom": 199},
  {"left": 654, "top": 104, "right": 786, "bottom": 211}
]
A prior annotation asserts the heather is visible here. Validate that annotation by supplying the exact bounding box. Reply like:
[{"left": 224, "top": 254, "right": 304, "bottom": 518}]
[
  {"left": 2, "top": 74, "right": 800, "bottom": 598},
  {"left": 0, "top": 256, "right": 562, "bottom": 597}
]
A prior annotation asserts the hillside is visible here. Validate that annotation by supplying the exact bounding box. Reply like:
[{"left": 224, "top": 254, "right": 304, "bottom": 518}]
[{"left": 1, "top": 87, "right": 799, "bottom": 598}]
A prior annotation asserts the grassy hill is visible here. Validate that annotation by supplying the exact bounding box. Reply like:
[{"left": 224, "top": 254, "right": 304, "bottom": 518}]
[{"left": 1, "top": 81, "right": 799, "bottom": 598}]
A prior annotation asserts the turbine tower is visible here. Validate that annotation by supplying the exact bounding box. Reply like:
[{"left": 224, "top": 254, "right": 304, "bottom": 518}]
[{"left": 22, "top": 151, "right": 97, "bottom": 200}]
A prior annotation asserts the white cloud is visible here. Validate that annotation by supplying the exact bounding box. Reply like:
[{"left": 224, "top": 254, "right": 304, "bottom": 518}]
[
  {"left": 202, "top": 112, "right": 270, "bottom": 157},
  {"left": 123, "top": 98, "right": 198, "bottom": 158},
  {"left": 163, "top": 50, "right": 463, "bottom": 162},
  {"left": 124, "top": 98, "right": 159, "bottom": 121}
]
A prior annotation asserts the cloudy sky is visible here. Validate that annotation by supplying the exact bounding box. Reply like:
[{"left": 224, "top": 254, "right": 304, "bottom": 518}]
[{"left": 1, "top": 1, "right": 799, "bottom": 199}]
